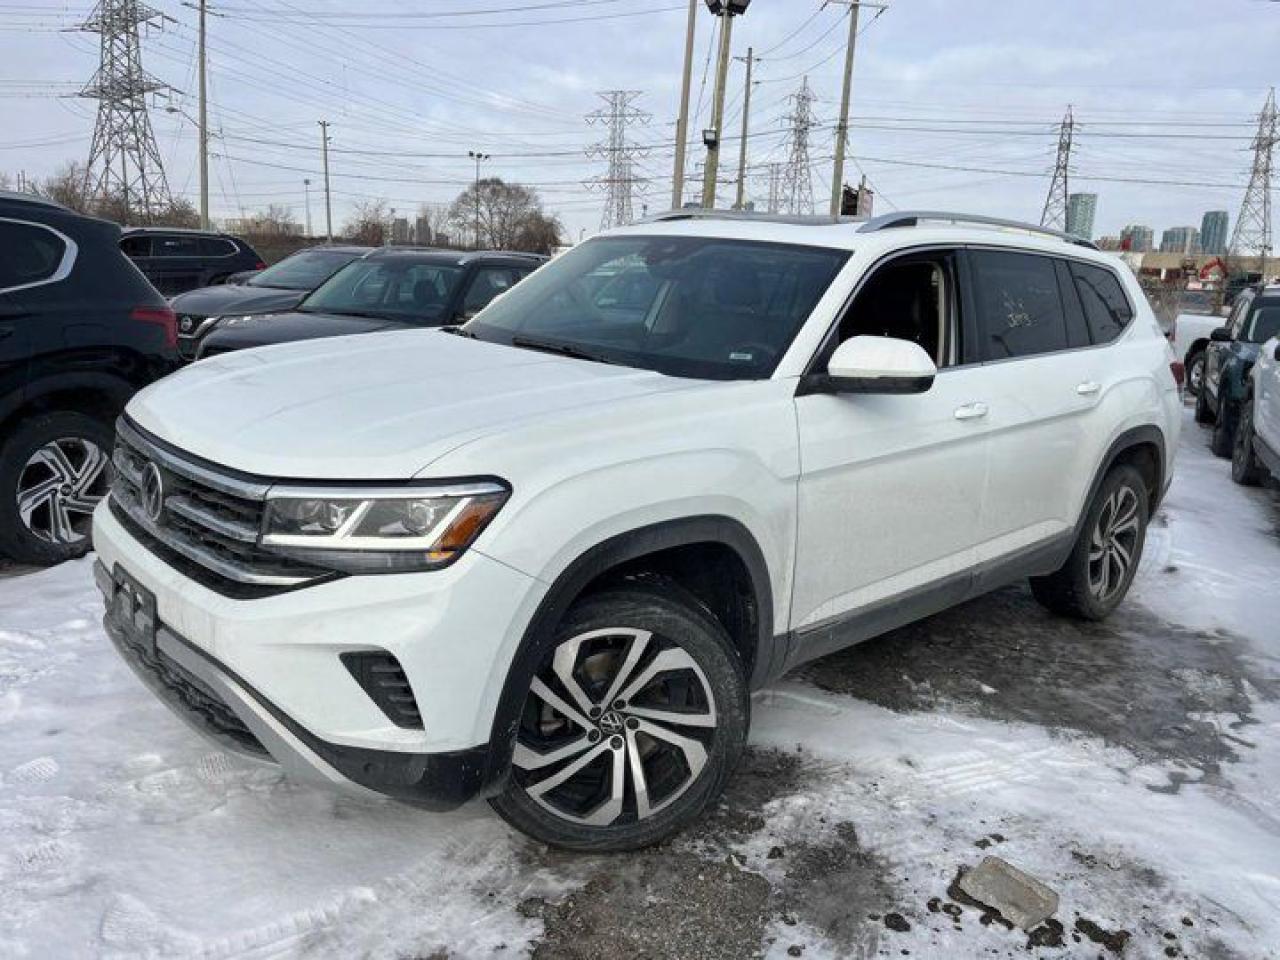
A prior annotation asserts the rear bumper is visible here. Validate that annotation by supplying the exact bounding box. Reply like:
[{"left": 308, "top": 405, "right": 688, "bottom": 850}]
[{"left": 97, "top": 559, "right": 491, "bottom": 809}]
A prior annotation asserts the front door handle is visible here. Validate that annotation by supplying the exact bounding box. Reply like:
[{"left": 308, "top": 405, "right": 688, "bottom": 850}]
[
  {"left": 954, "top": 401, "right": 989, "bottom": 421},
  {"left": 1076, "top": 381, "right": 1101, "bottom": 396}
]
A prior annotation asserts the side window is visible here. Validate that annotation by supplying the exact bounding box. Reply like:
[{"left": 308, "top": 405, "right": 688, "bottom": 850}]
[
  {"left": 462, "top": 267, "right": 520, "bottom": 317},
  {"left": 1070, "top": 262, "right": 1134, "bottom": 344},
  {"left": 1246, "top": 304, "right": 1280, "bottom": 344},
  {"left": 835, "top": 252, "right": 957, "bottom": 367},
  {"left": 199, "top": 236, "right": 236, "bottom": 256},
  {"left": 969, "top": 250, "right": 1068, "bottom": 360},
  {"left": 120, "top": 235, "right": 151, "bottom": 257},
  {"left": 0, "top": 220, "right": 68, "bottom": 291},
  {"left": 153, "top": 235, "right": 201, "bottom": 258},
  {"left": 1227, "top": 295, "right": 1252, "bottom": 339}
]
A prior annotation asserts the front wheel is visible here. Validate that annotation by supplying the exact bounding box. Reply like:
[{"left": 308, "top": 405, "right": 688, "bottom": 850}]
[
  {"left": 1030, "top": 465, "right": 1149, "bottom": 621},
  {"left": 490, "top": 585, "right": 749, "bottom": 852},
  {"left": 1186, "top": 351, "right": 1206, "bottom": 398},
  {"left": 0, "top": 412, "right": 113, "bottom": 565},
  {"left": 1232, "top": 397, "right": 1264, "bottom": 486}
]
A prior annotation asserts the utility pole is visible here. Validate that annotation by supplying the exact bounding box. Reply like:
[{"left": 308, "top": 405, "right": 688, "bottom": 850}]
[
  {"left": 318, "top": 120, "right": 332, "bottom": 241},
  {"left": 1230, "top": 88, "right": 1277, "bottom": 281},
  {"left": 586, "top": 91, "right": 651, "bottom": 230},
  {"left": 733, "top": 47, "right": 757, "bottom": 210},
  {"left": 671, "top": 0, "right": 698, "bottom": 210},
  {"left": 469, "top": 150, "right": 490, "bottom": 249},
  {"left": 827, "top": 1, "right": 886, "bottom": 217},
  {"left": 1040, "top": 106, "right": 1074, "bottom": 231},
  {"left": 303, "top": 178, "right": 312, "bottom": 238},
  {"left": 197, "top": 0, "right": 209, "bottom": 229},
  {"left": 701, "top": 0, "right": 751, "bottom": 210}
]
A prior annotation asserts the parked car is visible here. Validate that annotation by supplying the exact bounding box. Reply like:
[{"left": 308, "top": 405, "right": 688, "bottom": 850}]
[
  {"left": 94, "top": 210, "right": 1179, "bottom": 851},
  {"left": 171, "top": 245, "right": 372, "bottom": 360},
  {"left": 1232, "top": 335, "right": 1280, "bottom": 486},
  {"left": 195, "top": 248, "right": 545, "bottom": 359},
  {"left": 1169, "top": 292, "right": 1227, "bottom": 396},
  {"left": 119, "top": 227, "right": 264, "bottom": 297},
  {"left": 1195, "top": 284, "right": 1280, "bottom": 457},
  {"left": 0, "top": 191, "right": 177, "bottom": 564}
]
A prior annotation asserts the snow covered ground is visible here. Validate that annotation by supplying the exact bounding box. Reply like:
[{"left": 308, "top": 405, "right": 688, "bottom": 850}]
[{"left": 2, "top": 407, "right": 1278, "bottom": 959}]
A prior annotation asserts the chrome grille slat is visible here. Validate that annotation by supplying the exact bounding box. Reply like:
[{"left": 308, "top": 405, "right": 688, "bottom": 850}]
[{"left": 111, "top": 419, "right": 328, "bottom": 592}]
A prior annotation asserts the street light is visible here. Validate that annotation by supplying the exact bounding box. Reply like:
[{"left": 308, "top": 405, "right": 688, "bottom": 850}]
[
  {"left": 468, "top": 150, "right": 491, "bottom": 250},
  {"left": 700, "top": 0, "right": 750, "bottom": 209}
]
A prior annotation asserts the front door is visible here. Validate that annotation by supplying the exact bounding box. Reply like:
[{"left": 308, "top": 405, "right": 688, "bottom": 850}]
[{"left": 791, "top": 249, "right": 989, "bottom": 661}]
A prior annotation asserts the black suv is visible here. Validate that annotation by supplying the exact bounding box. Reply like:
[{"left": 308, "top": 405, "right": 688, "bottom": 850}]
[
  {"left": 1195, "top": 284, "right": 1280, "bottom": 457},
  {"left": 120, "top": 227, "right": 264, "bottom": 296},
  {"left": 0, "top": 192, "right": 178, "bottom": 564},
  {"left": 171, "top": 245, "right": 372, "bottom": 360},
  {"left": 197, "top": 248, "right": 545, "bottom": 358}
]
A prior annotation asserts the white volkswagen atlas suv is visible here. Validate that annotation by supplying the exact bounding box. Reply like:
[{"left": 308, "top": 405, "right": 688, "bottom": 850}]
[{"left": 94, "top": 211, "right": 1181, "bottom": 851}]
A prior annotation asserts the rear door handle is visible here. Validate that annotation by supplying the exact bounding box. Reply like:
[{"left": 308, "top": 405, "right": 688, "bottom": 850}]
[
  {"left": 1076, "top": 381, "right": 1101, "bottom": 396},
  {"left": 954, "top": 401, "right": 989, "bottom": 421}
]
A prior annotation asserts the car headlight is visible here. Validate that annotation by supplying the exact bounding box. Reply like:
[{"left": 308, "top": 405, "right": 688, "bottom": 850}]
[
  {"left": 221, "top": 314, "right": 254, "bottom": 327},
  {"left": 261, "top": 480, "right": 509, "bottom": 573}
]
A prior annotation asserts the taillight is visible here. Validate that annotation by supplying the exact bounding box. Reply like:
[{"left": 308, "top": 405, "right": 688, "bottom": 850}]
[
  {"left": 131, "top": 306, "right": 177, "bottom": 349},
  {"left": 1170, "top": 360, "right": 1185, "bottom": 389},
  {"left": 254, "top": 261, "right": 266, "bottom": 270}
]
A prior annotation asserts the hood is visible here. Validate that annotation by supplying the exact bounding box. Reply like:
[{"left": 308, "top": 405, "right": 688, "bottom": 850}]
[
  {"left": 170, "top": 284, "right": 305, "bottom": 319},
  {"left": 127, "top": 330, "right": 697, "bottom": 479},
  {"left": 198, "top": 310, "right": 400, "bottom": 353}
]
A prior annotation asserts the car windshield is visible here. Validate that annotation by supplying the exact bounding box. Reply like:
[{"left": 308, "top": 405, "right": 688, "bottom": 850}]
[
  {"left": 465, "top": 235, "right": 850, "bottom": 380},
  {"left": 247, "top": 249, "right": 364, "bottom": 290},
  {"left": 1248, "top": 304, "right": 1280, "bottom": 343},
  {"left": 298, "top": 258, "right": 464, "bottom": 322}
]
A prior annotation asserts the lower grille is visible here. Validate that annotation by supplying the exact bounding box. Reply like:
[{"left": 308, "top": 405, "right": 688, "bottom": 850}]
[
  {"left": 341, "top": 652, "right": 424, "bottom": 729},
  {"left": 110, "top": 418, "right": 333, "bottom": 597}
]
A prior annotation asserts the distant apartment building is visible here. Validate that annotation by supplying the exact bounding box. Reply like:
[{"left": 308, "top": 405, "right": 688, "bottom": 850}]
[
  {"left": 415, "top": 216, "right": 432, "bottom": 246},
  {"left": 390, "top": 217, "right": 410, "bottom": 245},
  {"left": 1159, "top": 226, "right": 1199, "bottom": 254},
  {"left": 1200, "top": 210, "right": 1229, "bottom": 255},
  {"left": 1066, "top": 193, "right": 1098, "bottom": 239},
  {"left": 1120, "top": 224, "right": 1154, "bottom": 252}
]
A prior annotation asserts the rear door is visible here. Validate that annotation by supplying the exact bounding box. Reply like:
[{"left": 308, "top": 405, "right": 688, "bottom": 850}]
[
  {"left": 1255, "top": 337, "right": 1280, "bottom": 452},
  {"left": 963, "top": 248, "right": 1108, "bottom": 570},
  {"left": 0, "top": 218, "right": 74, "bottom": 404},
  {"left": 147, "top": 234, "right": 205, "bottom": 295}
]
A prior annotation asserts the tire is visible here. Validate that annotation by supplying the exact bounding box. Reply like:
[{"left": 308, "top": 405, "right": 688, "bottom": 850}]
[
  {"left": 1210, "top": 401, "right": 1236, "bottom": 458},
  {"left": 1029, "top": 465, "right": 1149, "bottom": 621},
  {"left": 0, "top": 412, "right": 113, "bottom": 565},
  {"left": 489, "top": 583, "right": 750, "bottom": 852},
  {"left": 1232, "top": 396, "right": 1264, "bottom": 486},
  {"left": 1186, "top": 351, "right": 1206, "bottom": 398},
  {"left": 1194, "top": 382, "right": 1215, "bottom": 425}
]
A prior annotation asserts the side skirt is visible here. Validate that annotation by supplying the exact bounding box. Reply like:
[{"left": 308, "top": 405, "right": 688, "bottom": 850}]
[{"left": 779, "top": 531, "right": 1074, "bottom": 674}]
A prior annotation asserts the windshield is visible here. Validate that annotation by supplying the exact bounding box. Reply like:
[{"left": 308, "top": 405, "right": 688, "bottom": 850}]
[
  {"left": 247, "top": 249, "right": 363, "bottom": 290},
  {"left": 299, "top": 258, "right": 464, "bottom": 322},
  {"left": 465, "top": 235, "right": 849, "bottom": 380}
]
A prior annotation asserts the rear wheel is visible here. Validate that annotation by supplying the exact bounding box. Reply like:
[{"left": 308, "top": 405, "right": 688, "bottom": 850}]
[
  {"left": 1210, "top": 401, "right": 1236, "bottom": 458},
  {"left": 1030, "top": 465, "right": 1149, "bottom": 621},
  {"left": 490, "top": 585, "right": 749, "bottom": 852},
  {"left": 0, "top": 412, "right": 113, "bottom": 565},
  {"left": 1232, "top": 396, "right": 1264, "bottom": 486},
  {"left": 1186, "top": 351, "right": 1206, "bottom": 398}
]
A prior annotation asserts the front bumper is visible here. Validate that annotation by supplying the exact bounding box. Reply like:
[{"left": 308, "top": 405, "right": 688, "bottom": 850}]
[{"left": 98, "top": 560, "right": 491, "bottom": 809}]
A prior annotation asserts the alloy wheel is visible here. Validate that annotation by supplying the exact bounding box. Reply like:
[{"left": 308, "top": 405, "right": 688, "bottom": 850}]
[
  {"left": 511, "top": 627, "right": 717, "bottom": 827},
  {"left": 16, "top": 438, "right": 109, "bottom": 545},
  {"left": 1188, "top": 355, "right": 1205, "bottom": 395},
  {"left": 1087, "top": 486, "right": 1140, "bottom": 602}
]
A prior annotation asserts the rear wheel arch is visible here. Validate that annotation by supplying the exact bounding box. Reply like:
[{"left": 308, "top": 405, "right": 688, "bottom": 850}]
[
  {"left": 1184, "top": 338, "right": 1209, "bottom": 365},
  {"left": 1076, "top": 426, "right": 1166, "bottom": 533},
  {"left": 482, "top": 516, "right": 774, "bottom": 788},
  {"left": 0, "top": 373, "right": 135, "bottom": 440}
]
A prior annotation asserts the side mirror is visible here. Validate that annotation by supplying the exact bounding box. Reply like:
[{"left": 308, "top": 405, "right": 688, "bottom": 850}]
[
  {"left": 803, "top": 335, "right": 937, "bottom": 396},
  {"left": 1273, "top": 341, "right": 1280, "bottom": 363},
  {"left": 1210, "top": 326, "right": 1232, "bottom": 342}
]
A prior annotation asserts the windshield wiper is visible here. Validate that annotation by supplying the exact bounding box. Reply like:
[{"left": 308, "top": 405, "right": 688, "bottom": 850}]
[
  {"left": 509, "top": 336, "right": 619, "bottom": 366},
  {"left": 440, "top": 324, "right": 477, "bottom": 339}
]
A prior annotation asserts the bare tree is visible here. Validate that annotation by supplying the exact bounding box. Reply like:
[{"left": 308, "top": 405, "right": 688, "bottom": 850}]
[
  {"left": 238, "top": 204, "right": 299, "bottom": 236},
  {"left": 512, "top": 210, "right": 564, "bottom": 255},
  {"left": 448, "top": 178, "right": 561, "bottom": 252},
  {"left": 344, "top": 198, "right": 390, "bottom": 246}
]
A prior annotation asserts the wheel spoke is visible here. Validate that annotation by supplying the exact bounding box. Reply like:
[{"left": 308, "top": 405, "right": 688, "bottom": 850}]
[
  {"left": 630, "top": 717, "right": 708, "bottom": 816},
  {"left": 32, "top": 443, "right": 77, "bottom": 483},
  {"left": 625, "top": 727, "right": 654, "bottom": 819},
  {"left": 551, "top": 639, "right": 600, "bottom": 718},
  {"left": 617, "top": 646, "right": 708, "bottom": 706},
  {"left": 62, "top": 492, "right": 101, "bottom": 514},
  {"left": 527, "top": 676, "right": 593, "bottom": 732},
  {"left": 1111, "top": 537, "right": 1132, "bottom": 571},
  {"left": 624, "top": 703, "right": 717, "bottom": 728},
  {"left": 72, "top": 443, "right": 108, "bottom": 494},
  {"left": 598, "top": 629, "right": 652, "bottom": 709},
  {"left": 512, "top": 732, "right": 595, "bottom": 772},
  {"left": 48, "top": 499, "right": 76, "bottom": 543},
  {"left": 17, "top": 477, "right": 59, "bottom": 524}
]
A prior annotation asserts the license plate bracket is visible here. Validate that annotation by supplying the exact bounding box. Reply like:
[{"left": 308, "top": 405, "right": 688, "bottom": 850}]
[{"left": 110, "top": 564, "right": 158, "bottom": 657}]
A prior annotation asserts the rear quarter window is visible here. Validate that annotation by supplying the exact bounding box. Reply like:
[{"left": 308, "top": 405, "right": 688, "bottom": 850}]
[
  {"left": 1070, "top": 262, "right": 1134, "bottom": 344},
  {"left": 0, "top": 220, "right": 68, "bottom": 291},
  {"left": 199, "top": 236, "right": 237, "bottom": 257}
]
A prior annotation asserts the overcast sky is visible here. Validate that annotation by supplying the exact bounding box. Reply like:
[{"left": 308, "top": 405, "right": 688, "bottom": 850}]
[{"left": 2, "top": 0, "right": 1276, "bottom": 243}]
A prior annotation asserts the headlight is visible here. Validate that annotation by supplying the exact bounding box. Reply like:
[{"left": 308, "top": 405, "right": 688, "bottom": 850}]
[{"left": 261, "top": 481, "right": 509, "bottom": 573}]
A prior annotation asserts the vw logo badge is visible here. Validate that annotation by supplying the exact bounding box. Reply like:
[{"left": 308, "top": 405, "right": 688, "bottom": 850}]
[
  {"left": 180, "top": 316, "right": 194, "bottom": 333},
  {"left": 598, "top": 711, "right": 624, "bottom": 734},
  {"left": 140, "top": 461, "right": 165, "bottom": 523}
]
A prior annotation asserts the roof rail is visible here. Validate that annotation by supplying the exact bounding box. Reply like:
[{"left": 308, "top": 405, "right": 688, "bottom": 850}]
[
  {"left": 643, "top": 208, "right": 860, "bottom": 227},
  {"left": 0, "top": 189, "right": 66, "bottom": 210},
  {"left": 857, "top": 210, "right": 1098, "bottom": 250}
]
